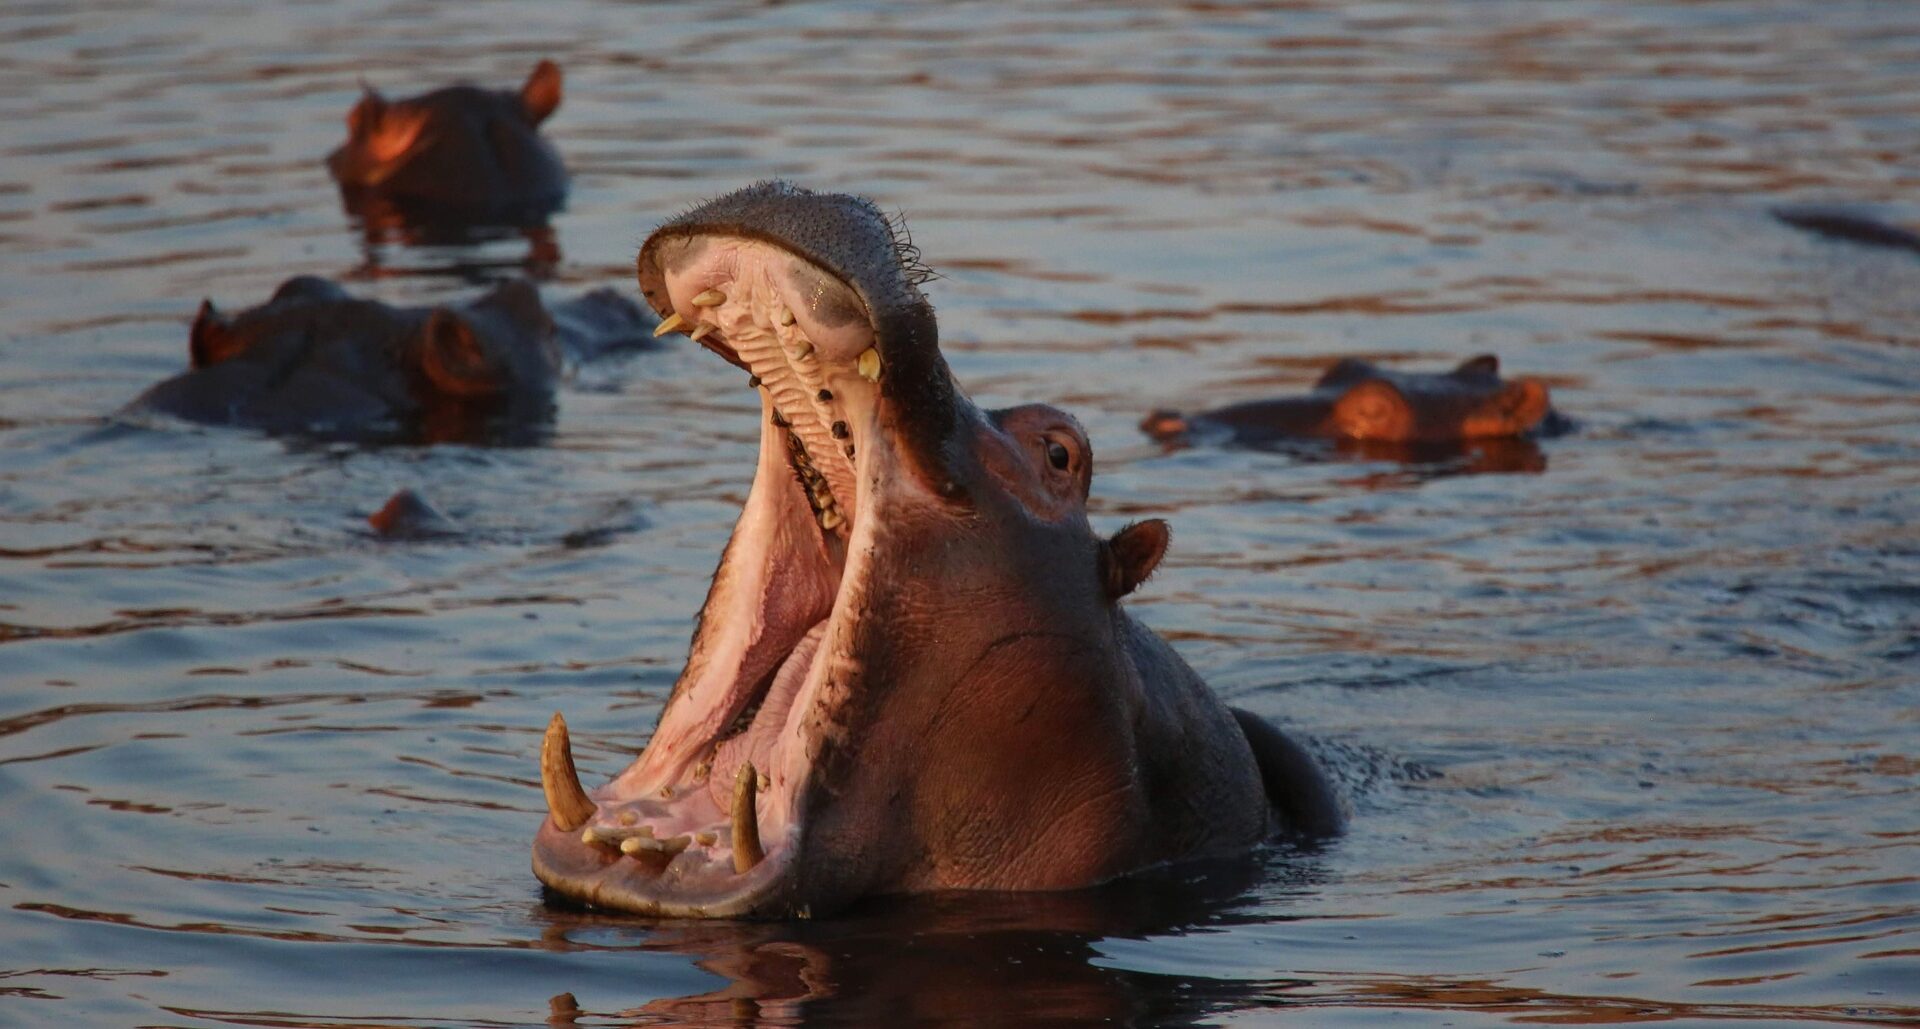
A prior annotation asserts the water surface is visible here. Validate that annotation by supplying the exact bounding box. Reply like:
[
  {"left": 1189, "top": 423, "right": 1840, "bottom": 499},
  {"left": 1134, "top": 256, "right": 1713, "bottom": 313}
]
[{"left": 1, "top": 1, "right": 1916, "bottom": 1025}]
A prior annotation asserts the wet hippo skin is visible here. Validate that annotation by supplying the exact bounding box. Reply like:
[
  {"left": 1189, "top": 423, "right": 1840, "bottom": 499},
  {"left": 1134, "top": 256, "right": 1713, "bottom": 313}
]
[
  {"left": 533, "top": 182, "right": 1342, "bottom": 919},
  {"left": 327, "top": 60, "right": 567, "bottom": 227},
  {"left": 1142, "top": 355, "right": 1558, "bottom": 448},
  {"left": 124, "top": 276, "right": 656, "bottom": 445}
]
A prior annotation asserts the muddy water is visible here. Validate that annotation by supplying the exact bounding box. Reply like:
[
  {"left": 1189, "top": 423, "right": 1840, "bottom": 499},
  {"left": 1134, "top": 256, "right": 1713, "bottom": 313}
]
[{"left": 2, "top": 1, "right": 1916, "bottom": 1025}]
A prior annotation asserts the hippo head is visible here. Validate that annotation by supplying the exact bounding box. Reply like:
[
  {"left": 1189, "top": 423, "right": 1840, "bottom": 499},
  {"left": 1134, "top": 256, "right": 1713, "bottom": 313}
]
[
  {"left": 133, "top": 276, "right": 561, "bottom": 443},
  {"left": 532, "top": 183, "right": 1227, "bottom": 918},
  {"left": 1317, "top": 355, "right": 1551, "bottom": 443},
  {"left": 327, "top": 60, "right": 567, "bottom": 222}
]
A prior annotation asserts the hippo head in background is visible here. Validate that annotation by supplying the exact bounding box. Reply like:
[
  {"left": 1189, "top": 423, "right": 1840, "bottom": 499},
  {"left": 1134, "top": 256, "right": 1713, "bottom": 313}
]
[
  {"left": 1142, "top": 355, "right": 1555, "bottom": 450},
  {"left": 533, "top": 182, "right": 1340, "bottom": 919},
  {"left": 127, "top": 275, "right": 563, "bottom": 445},
  {"left": 327, "top": 60, "right": 568, "bottom": 228}
]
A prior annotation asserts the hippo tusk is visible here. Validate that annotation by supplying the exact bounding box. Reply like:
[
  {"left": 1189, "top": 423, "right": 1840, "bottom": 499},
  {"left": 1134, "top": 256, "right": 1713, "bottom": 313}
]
[
  {"left": 732, "top": 762, "right": 764, "bottom": 873},
  {"left": 541, "top": 712, "right": 596, "bottom": 832},
  {"left": 652, "top": 312, "right": 686, "bottom": 337}
]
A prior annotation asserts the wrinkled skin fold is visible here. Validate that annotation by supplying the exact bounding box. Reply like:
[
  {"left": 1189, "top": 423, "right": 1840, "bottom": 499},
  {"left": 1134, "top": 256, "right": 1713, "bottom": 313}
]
[{"left": 534, "top": 181, "right": 1341, "bottom": 919}]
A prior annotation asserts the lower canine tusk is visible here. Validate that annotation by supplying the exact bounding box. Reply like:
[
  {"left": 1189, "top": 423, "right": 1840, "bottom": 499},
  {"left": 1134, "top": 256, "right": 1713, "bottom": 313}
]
[
  {"left": 541, "top": 712, "right": 597, "bottom": 832},
  {"left": 732, "top": 762, "right": 765, "bottom": 873}
]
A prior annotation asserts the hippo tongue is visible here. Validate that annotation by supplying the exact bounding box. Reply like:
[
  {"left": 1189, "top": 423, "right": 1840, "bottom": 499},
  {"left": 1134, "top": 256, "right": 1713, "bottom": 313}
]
[{"left": 710, "top": 620, "right": 825, "bottom": 809}]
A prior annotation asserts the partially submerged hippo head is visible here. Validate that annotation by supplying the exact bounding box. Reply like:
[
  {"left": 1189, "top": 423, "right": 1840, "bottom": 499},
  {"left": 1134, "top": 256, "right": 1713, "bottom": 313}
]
[
  {"left": 327, "top": 60, "right": 567, "bottom": 225},
  {"left": 127, "top": 276, "right": 562, "bottom": 444},
  {"left": 1143, "top": 355, "right": 1555, "bottom": 448},
  {"left": 533, "top": 182, "right": 1339, "bottom": 919}
]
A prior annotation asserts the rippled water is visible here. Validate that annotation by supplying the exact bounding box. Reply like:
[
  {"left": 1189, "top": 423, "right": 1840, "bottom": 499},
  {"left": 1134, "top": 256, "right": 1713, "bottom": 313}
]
[{"left": 2, "top": 1, "right": 1917, "bottom": 1025}]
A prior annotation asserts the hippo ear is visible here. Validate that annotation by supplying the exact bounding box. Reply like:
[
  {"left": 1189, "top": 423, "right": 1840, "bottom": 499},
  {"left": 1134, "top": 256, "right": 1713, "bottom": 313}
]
[
  {"left": 1497, "top": 378, "right": 1551, "bottom": 432},
  {"left": 521, "top": 59, "right": 562, "bottom": 125},
  {"left": 189, "top": 299, "right": 245, "bottom": 368},
  {"left": 1331, "top": 379, "right": 1413, "bottom": 442},
  {"left": 347, "top": 86, "right": 386, "bottom": 136},
  {"left": 1316, "top": 357, "right": 1376, "bottom": 389},
  {"left": 1454, "top": 354, "right": 1501, "bottom": 379},
  {"left": 1101, "top": 519, "right": 1171, "bottom": 601},
  {"left": 1139, "top": 409, "right": 1189, "bottom": 443},
  {"left": 419, "top": 310, "right": 504, "bottom": 397}
]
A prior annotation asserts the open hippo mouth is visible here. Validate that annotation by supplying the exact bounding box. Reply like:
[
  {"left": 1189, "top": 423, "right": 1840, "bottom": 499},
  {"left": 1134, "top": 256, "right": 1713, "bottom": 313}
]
[{"left": 533, "top": 182, "right": 957, "bottom": 918}]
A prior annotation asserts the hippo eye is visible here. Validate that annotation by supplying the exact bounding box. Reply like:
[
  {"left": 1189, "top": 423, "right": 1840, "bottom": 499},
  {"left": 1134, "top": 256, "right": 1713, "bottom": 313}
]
[{"left": 1045, "top": 439, "right": 1071, "bottom": 471}]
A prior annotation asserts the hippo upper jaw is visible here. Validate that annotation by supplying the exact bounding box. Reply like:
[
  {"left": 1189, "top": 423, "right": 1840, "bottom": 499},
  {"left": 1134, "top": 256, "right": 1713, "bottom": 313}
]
[{"left": 534, "top": 186, "right": 953, "bottom": 918}]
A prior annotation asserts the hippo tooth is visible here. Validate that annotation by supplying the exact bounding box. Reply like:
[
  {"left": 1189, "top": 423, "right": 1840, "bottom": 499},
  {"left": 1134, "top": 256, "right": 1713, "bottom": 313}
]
[
  {"left": 691, "top": 288, "right": 727, "bottom": 307},
  {"left": 820, "top": 508, "right": 844, "bottom": 530},
  {"left": 660, "top": 834, "right": 693, "bottom": 856},
  {"left": 541, "top": 712, "right": 596, "bottom": 832},
  {"left": 653, "top": 312, "right": 686, "bottom": 337},
  {"left": 858, "top": 348, "right": 881, "bottom": 381},
  {"left": 777, "top": 307, "right": 796, "bottom": 326},
  {"left": 619, "top": 836, "right": 645, "bottom": 856},
  {"left": 793, "top": 339, "right": 814, "bottom": 360},
  {"left": 732, "top": 762, "right": 764, "bottom": 874},
  {"left": 617, "top": 809, "right": 638, "bottom": 827},
  {"left": 689, "top": 324, "right": 716, "bottom": 343},
  {"left": 695, "top": 831, "right": 717, "bottom": 846}
]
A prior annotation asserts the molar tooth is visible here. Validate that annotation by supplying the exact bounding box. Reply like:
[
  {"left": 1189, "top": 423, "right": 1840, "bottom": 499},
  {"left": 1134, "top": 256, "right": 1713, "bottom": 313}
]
[
  {"left": 691, "top": 288, "right": 727, "bottom": 307},
  {"left": 858, "top": 348, "right": 882, "bottom": 381},
  {"left": 688, "top": 324, "right": 716, "bottom": 343},
  {"left": 820, "top": 508, "right": 844, "bottom": 530},
  {"left": 619, "top": 836, "right": 645, "bottom": 856},
  {"left": 541, "top": 713, "right": 596, "bottom": 832},
  {"left": 778, "top": 307, "right": 796, "bottom": 326},
  {"left": 695, "top": 831, "right": 717, "bottom": 846},
  {"left": 653, "top": 312, "right": 686, "bottom": 337},
  {"left": 659, "top": 834, "right": 692, "bottom": 857},
  {"left": 793, "top": 339, "right": 814, "bottom": 360},
  {"left": 618, "top": 809, "right": 637, "bottom": 827},
  {"left": 732, "top": 763, "right": 764, "bottom": 874}
]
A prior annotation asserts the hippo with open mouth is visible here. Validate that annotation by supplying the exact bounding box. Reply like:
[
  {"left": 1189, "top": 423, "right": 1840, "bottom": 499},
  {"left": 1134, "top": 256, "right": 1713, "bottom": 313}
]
[
  {"left": 533, "top": 182, "right": 1342, "bottom": 918},
  {"left": 1142, "top": 355, "right": 1557, "bottom": 449}
]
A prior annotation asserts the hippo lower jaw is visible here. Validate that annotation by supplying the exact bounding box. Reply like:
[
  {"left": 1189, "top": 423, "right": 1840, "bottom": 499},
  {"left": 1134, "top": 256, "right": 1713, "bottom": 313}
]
[{"left": 535, "top": 237, "right": 903, "bottom": 918}]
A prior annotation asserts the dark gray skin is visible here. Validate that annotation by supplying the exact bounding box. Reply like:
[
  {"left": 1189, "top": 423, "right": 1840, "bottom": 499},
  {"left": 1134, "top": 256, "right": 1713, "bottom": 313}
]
[
  {"left": 1142, "top": 355, "right": 1558, "bottom": 449},
  {"left": 327, "top": 60, "right": 567, "bottom": 227},
  {"left": 533, "top": 182, "right": 1341, "bottom": 919},
  {"left": 125, "top": 276, "right": 656, "bottom": 445},
  {"left": 1773, "top": 204, "right": 1920, "bottom": 257}
]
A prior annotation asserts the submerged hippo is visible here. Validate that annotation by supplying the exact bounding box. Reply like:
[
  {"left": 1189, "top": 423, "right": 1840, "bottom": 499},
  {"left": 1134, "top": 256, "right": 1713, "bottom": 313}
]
[
  {"left": 1141, "top": 355, "right": 1556, "bottom": 449},
  {"left": 1772, "top": 204, "right": 1920, "bottom": 257},
  {"left": 327, "top": 60, "right": 567, "bottom": 226},
  {"left": 126, "top": 276, "right": 655, "bottom": 444},
  {"left": 533, "top": 182, "right": 1341, "bottom": 919}
]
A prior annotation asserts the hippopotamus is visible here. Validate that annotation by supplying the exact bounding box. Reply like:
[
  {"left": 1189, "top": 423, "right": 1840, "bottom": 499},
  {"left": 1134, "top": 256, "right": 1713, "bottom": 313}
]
[
  {"left": 125, "top": 275, "right": 656, "bottom": 444},
  {"left": 327, "top": 60, "right": 567, "bottom": 227},
  {"left": 1773, "top": 204, "right": 1920, "bottom": 257},
  {"left": 533, "top": 182, "right": 1341, "bottom": 919},
  {"left": 1141, "top": 355, "right": 1557, "bottom": 450}
]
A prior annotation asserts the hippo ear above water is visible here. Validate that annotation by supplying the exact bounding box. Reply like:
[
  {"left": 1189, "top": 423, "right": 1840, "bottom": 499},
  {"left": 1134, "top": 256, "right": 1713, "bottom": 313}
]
[
  {"left": 346, "top": 86, "right": 386, "bottom": 137},
  {"left": 419, "top": 310, "right": 504, "bottom": 397},
  {"left": 1454, "top": 354, "right": 1501, "bottom": 379},
  {"left": 188, "top": 299, "right": 245, "bottom": 369},
  {"left": 1101, "top": 519, "right": 1171, "bottom": 601},
  {"left": 520, "top": 59, "right": 562, "bottom": 125}
]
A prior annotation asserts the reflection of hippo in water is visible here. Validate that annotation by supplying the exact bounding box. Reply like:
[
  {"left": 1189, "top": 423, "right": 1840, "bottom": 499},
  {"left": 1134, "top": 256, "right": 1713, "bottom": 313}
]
[
  {"left": 124, "top": 276, "right": 656, "bottom": 445},
  {"left": 327, "top": 60, "right": 567, "bottom": 228},
  {"left": 533, "top": 182, "right": 1342, "bottom": 919},
  {"left": 1142, "top": 355, "right": 1558, "bottom": 449},
  {"left": 1772, "top": 204, "right": 1920, "bottom": 257}
]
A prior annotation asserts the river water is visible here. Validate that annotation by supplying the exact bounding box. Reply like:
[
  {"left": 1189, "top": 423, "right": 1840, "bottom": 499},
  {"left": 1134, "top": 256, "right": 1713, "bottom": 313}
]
[{"left": 2, "top": 1, "right": 1916, "bottom": 1025}]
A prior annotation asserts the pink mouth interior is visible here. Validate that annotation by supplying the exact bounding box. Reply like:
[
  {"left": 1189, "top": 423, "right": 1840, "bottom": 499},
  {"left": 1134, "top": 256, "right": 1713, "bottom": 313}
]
[{"left": 559, "top": 236, "right": 887, "bottom": 891}]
